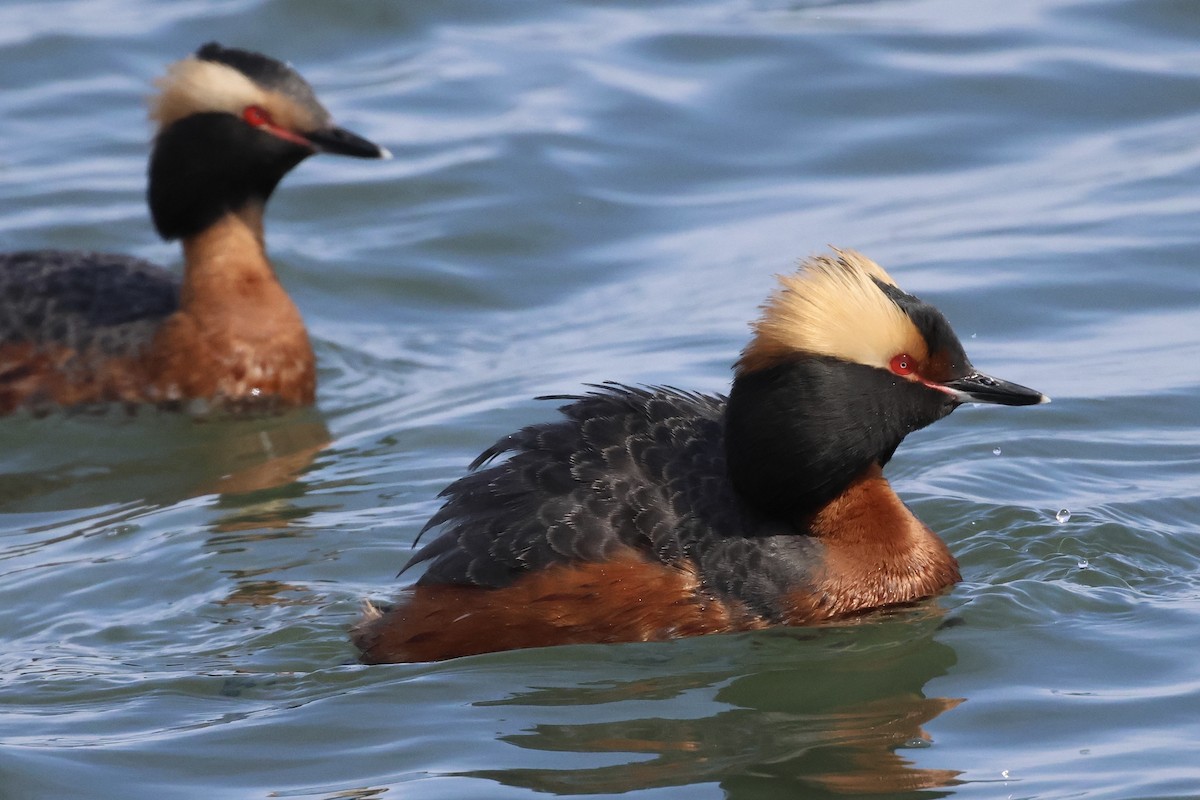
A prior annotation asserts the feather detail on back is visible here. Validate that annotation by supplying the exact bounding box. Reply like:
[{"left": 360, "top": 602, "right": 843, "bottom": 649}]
[
  {"left": 404, "top": 384, "right": 742, "bottom": 588},
  {"left": 0, "top": 251, "right": 178, "bottom": 355}
]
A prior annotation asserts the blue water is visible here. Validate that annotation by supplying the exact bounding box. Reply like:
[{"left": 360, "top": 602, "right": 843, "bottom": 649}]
[{"left": 2, "top": 1, "right": 1198, "bottom": 797}]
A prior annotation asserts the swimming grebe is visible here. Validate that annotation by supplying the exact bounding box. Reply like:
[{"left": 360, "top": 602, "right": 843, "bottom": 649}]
[
  {"left": 353, "top": 249, "right": 1047, "bottom": 663},
  {"left": 0, "top": 43, "right": 388, "bottom": 414}
]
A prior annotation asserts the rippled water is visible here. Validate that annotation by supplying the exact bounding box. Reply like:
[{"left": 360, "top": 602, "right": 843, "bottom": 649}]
[{"left": 2, "top": 1, "right": 1198, "bottom": 798}]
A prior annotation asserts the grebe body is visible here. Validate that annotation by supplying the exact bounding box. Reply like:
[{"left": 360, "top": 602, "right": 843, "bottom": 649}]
[
  {"left": 354, "top": 250, "right": 1047, "bottom": 663},
  {"left": 0, "top": 43, "right": 388, "bottom": 415}
]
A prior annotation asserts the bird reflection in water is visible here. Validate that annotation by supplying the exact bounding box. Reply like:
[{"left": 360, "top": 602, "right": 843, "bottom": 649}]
[
  {"left": 201, "top": 415, "right": 334, "bottom": 608},
  {"left": 461, "top": 617, "right": 963, "bottom": 797},
  {"left": 200, "top": 416, "right": 332, "bottom": 528},
  {"left": 0, "top": 409, "right": 330, "bottom": 517}
]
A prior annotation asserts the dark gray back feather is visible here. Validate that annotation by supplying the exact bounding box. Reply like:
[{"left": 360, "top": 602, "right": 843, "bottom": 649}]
[
  {"left": 405, "top": 384, "right": 820, "bottom": 619},
  {"left": 0, "top": 250, "right": 178, "bottom": 358}
]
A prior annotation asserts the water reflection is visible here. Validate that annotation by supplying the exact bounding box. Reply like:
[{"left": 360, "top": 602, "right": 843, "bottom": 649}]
[
  {"left": 467, "top": 626, "right": 962, "bottom": 797},
  {"left": 197, "top": 418, "right": 330, "bottom": 500},
  {"left": 0, "top": 409, "right": 330, "bottom": 513},
  {"left": 215, "top": 579, "right": 310, "bottom": 607}
]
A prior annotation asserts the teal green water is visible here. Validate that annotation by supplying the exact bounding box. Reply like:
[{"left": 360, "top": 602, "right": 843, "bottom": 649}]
[{"left": 2, "top": 1, "right": 1198, "bottom": 798}]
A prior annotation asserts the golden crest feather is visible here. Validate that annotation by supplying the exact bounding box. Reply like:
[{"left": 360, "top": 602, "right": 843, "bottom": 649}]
[
  {"left": 738, "top": 248, "right": 927, "bottom": 373},
  {"left": 149, "top": 56, "right": 320, "bottom": 134}
]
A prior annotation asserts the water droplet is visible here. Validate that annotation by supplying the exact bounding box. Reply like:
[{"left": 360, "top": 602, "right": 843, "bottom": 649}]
[
  {"left": 970, "top": 332, "right": 977, "bottom": 339},
  {"left": 1077, "top": 558, "right": 1089, "bottom": 569},
  {"left": 992, "top": 447, "right": 1002, "bottom": 456},
  {"left": 1056, "top": 508, "right": 1071, "bottom": 524},
  {"left": 1001, "top": 769, "right": 1010, "bottom": 779}
]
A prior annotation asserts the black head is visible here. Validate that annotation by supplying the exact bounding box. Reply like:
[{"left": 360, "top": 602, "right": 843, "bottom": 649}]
[
  {"left": 725, "top": 249, "right": 1046, "bottom": 518},
  {"left": 147, "top": 43, "right": 389, "bottom": 240}
]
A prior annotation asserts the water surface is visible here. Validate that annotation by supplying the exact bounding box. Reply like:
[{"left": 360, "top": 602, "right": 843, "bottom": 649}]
[{"left": 1, "top": 1, "right": 1198, "bottom": 798}]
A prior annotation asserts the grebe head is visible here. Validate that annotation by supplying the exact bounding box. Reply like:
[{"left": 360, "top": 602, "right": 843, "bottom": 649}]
[
  {"left": 147, "top": 43, "right": 389, "bottom": 240},
  {"left": 726, "top": 249, "right": 1047, "bottom": 518}
]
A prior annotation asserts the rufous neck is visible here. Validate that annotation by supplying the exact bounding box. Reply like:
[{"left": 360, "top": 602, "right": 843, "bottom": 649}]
[
  {"left": 178, "top": 207, "right": 278, "bottom": 303},
  {"left": 805, "top": 463, "right": 960, "bottom": 600}
]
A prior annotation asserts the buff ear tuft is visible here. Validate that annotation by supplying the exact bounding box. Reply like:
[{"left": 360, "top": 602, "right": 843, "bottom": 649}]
[{"left": 737, "top": 249, "right": 926, "bottom": 374}]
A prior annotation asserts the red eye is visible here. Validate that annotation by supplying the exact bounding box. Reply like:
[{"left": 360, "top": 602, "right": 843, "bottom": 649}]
[
  {"left": 890, "top": 353, "right": 915, "bottom": 376},
  {"left": 242, "top": 105, "right": 271, "bottom": 127}
]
